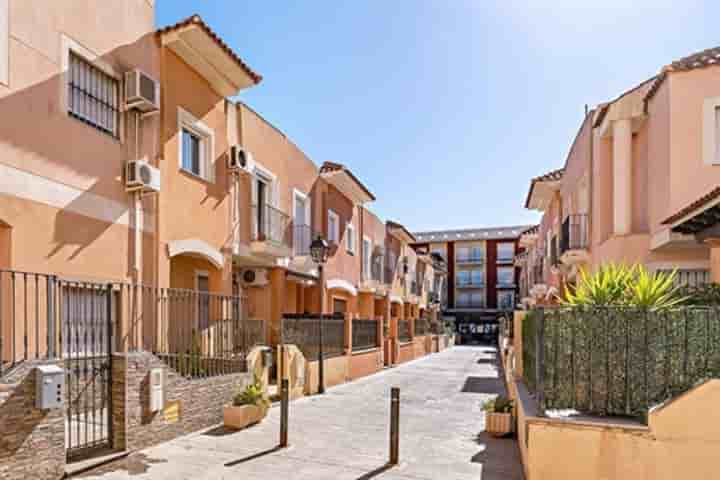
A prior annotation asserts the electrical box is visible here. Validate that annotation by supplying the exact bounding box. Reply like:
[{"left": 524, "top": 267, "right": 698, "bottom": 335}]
[
  {"left": 262, "top": 348, "right": 273, "bottom": 369},
  {"left": 149, "top": 368, "right": 164, "bottom": 412},
  {"left": 35, "top": 365, "right": 64, "bottom": 410}
]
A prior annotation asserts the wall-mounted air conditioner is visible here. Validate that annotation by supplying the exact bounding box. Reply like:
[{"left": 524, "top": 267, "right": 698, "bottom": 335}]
[
  {"left": 240, "top": 268, "right": 268, "bottom": 287},
  {"left": 228, "top": 145, "right": 253, "bottom": 174},
  {"left": 126, "top": 160, "right": 161, "bottom": 193},
  {"left": 125, "top": 68, "right": 160, "bottom": 112}
]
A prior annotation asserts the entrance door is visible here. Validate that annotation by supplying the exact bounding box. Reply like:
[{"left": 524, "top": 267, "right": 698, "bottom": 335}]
[{"left": 62, "top": 280, "right": 113, "bottom": 461}]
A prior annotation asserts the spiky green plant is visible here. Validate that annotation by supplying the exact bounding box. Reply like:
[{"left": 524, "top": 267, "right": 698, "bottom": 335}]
[
  {"left": 625, "top": 267, "right": 686, "bottom": 310},
  {"left": 561, "top": 263, "right": 633, "bottom": 306},
  {"left": 233, "top": 374, "right": 270, "bottom": 408},
  {"left": 560, "top": 263, "right": 686, "bottom": 310}
]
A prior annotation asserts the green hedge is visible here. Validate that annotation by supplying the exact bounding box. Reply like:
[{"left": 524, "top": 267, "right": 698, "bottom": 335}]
[{"left": 523, "top": 307, "right": 720, "bottom": 420}]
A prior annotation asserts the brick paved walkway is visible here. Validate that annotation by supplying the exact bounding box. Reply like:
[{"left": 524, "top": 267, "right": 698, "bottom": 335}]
[{"left": 79, "top": 346, "right": 524, "bottom": 479}]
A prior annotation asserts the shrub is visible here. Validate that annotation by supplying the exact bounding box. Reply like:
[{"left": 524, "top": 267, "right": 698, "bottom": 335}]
[
  {"left": 233, "top": 375, "right": 269, "bottom": 408},
  {"left": 561, "top": 263, "right": 686, "bottom": 310},
  {"left": 482, "top": 395, "right": 513, "bottom": 414},
  {"left": 678, "top": 283, "right": 720, "bottom": 306}
]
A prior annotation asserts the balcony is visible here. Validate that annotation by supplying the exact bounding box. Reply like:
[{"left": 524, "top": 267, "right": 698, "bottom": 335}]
[
  {"left": 250, "top": 204, "right": 292, "bottom": 258},
  {"left": 560, "top": 214, "right": 589, "bottom": 265},
  {"left": 360, "top": 258, "right": 387, "bottom": 293},
  {"left": 456, "top": 279, "right": 485, "bottom": 289},
  {"left": 456, "top": 256, "right": 485, "bottom": 265},
  {"left": 514, "top": 250, "right": 528, "bottom": 267},
  {"left": 291, "top": 223, "right": 322, "bottom": 257}
]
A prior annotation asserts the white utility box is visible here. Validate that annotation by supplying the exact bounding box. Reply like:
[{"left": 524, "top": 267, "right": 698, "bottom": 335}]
[
  {"left": 149, "top": 367, "right": 164, "bottom": 412},
  {"left": 35, "top": 365, "right": 64, "bottom": 410}
]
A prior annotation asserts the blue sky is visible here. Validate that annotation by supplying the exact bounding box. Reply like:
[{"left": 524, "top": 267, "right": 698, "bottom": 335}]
[{"left": 157, "top": 1, "right": 719, "bottom": 232}]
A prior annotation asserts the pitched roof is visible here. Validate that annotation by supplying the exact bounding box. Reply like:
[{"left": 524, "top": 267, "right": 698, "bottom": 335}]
[
  {"left": 521, "top": 224, "right": 539, "bottom": 236},
  {"left": 662, "top": 185, "right": 720, "bottom": 227},
  {"left": 524, "top": 168, "right": 564, "bottom": 209},
  {"left": 646, "top": 47, "right": 720, "bottom": 103},
  {"left": 319, "top": 161, "right": 376, "bottom": 202},
  {"left": 413, "top": 225, "right": 534, "bottom": 243},
  {"left": 156, "top": 15, "right": 262, "bottom": 85},
  {"left": 387, "top": 221, "right": 417, "bottom": 243}
]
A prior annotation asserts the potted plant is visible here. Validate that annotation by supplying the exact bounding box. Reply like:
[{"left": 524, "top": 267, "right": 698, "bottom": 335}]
[
  {"left": 223, "top": 376, "right": 270, "bottom": 430},
  {"left": 482, "top": 395, "right": 514, "bottom": 437}
]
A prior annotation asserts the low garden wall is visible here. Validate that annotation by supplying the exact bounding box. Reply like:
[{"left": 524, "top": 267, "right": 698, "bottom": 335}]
[
  {"left": 397, "top": 341, "right": 414, "bottom": 364},
  {"left": 503, "top": 310, "right": 720, "bottom": 480},
  {"left": 304, "top": 355, "right": 349, "bottom": 395},
  {"left": 349, "top": 348, "right": 382, "bottom": 380}
]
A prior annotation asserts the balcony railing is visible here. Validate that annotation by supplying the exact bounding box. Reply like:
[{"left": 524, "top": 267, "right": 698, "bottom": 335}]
[
  {"left": 292, "top": 223, "right": 321, "bottom": 256},
  {"left": 455, "top": 299, "right": 485, "bottom": 309},
  {"left": 456, "top": 279, "right": 484, "bottom": 288},
  {"left": 560, "top": 214, "right": 589, "bottom": 254},
  {"left": 252, "top": 204, "right": 290, "bottom": 245},
  {"left": 456, "top": 256, "right": 485, "bottom": 264}
]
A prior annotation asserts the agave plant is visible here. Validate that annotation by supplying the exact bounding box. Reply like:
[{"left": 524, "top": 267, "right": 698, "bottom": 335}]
[
  {"left": 625, "top": 267, "right": 686, "bottom": 310},
  {"left": 561, "top": 263, "right": 633, "bottom": 306},
  {"left": 560, "top": 263, "right": 686, "bottom": 310}
]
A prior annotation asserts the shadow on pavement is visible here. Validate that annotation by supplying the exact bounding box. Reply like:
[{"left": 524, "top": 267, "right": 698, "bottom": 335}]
[
  {"left": 461, "top": 376, "right": 505, "bottom": 394},
  {"left": 354, "top": 463, "right": 396, "bottom": 479},
  {"left": 224, "top": 446, "right": 284, "bottom": 467}
]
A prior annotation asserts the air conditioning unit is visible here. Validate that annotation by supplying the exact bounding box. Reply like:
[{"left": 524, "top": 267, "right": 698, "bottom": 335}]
[
  {"left": 240, "top": 268, "right": 268, "bottom": 287},
  {"left": 124, "top": 69, "right": 160, "bottom": 112},
  {"left": 126, "top": 160, "right": 161, "bottom": 193},
  {"left": 228, "top": 145, "right": 253, "bottom": 173}
]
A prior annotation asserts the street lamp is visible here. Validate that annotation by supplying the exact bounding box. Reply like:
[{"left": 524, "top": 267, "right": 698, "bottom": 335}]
[{"left": 310, "top": 235, "right": 330, "bottom": 394}]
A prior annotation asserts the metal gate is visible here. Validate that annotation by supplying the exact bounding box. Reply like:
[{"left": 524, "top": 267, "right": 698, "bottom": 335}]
[{"left": 62, "top": 280, "right": 113, "bottom": 460}]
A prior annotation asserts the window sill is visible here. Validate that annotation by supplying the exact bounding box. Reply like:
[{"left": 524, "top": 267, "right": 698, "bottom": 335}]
[{"left": 179, "top": 167, "right": 214, "bottom": 185}]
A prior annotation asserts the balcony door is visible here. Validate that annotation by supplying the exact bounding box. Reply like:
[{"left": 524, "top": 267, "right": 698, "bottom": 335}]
[{"left": 293, "top": 191, "right": 310, "bottom": 254}]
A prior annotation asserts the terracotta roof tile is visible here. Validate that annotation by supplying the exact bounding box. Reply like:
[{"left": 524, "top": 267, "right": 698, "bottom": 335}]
[
  {"left": 319, "top": 161, "right": 376, "bottom": 201},
  {"left": 531, "top": 167, "right": 565, "bottom": 183},
  {"left": 646, "top": 47, "right": 720, "bottom": 103},
  {"left": 662, "top": 185, "right": 720, "bottom": 226},
  {"left": 157, "top": 15, "right": 262, "bottom": 85}
]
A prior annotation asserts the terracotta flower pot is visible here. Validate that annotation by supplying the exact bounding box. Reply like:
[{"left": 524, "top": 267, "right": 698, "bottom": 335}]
[
  {"left": 485, "top": 412, "right": 513, "bottom": 437},
  {"left": 223, "top": 403, "right": 268, "bottom": 430}
]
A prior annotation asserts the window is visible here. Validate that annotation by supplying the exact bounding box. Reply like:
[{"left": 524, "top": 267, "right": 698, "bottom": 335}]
[
  {"left": 457, "top": 292, "right": 470, "bottom": 308},
  {"left": 456, "top": 270, "right": 470, "bottom": 286},
  {"left": 471, "top": 246, "right": 484, "bottom": 262},
  {"left": 178, "top": 107, "right": 215, "bottom": 181},
  {"left": 471, "top": 269, "right": 484, "bottom": 286},
  {"left": 703, "top": 97, "right": 720, "bottom": 165},
  {"left": 471, "top": 292, "right": 484, "bottom": 307},
  {"left": 346, "top": 223, "right": 356, "bottom": 254},
  {"left": 497, "top": 243, "right": 515, "bottom": 263},
  {"left": 498, "top": 291, "right": 515, "bottom": 310},
  {"left": 68, "top": 51, "right": 119, "bottom": 137},
  {"left": 497, "top": 267, "right": 515, "bottom": 287},
  {"left": 362, "top": 237, "right": 372, "bottom": 279},
  {"left": 196, "top": 272, "right": 210, "bottom": 330},
  {"left": 457, "top": 247, "right": 469, "bottom": 262},
  {"left": 333, "top": 298, "right": 347, "bottom": 315},
  {"left": 182, "top": 129, "right": 201, "bottom": 175},
  {"left": 327, "top": 210, "right": 340, "bottom": 244}
]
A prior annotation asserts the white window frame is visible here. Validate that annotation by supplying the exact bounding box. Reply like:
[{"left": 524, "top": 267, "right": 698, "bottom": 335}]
[
  {"left": 178, "top": 107, "right": 215, "bottom": 182},
  {"left": 362, "top": 236, "right": 372, "bottom": 279},
  {"left": 327, "top": 209, "right": 340, "bottom": 244},
  {"left": 703, "top": 96, "right": 720, "bottom": 165},
  {"left": 346, "top": 223, "right": 356, "bottom": 254},
  {"left": 292, "top": 189, "right": 311, "bottom": 227}
]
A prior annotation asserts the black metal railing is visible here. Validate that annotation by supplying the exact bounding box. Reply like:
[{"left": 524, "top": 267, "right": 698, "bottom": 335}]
[
  {"left": 119, "top": 284, "right": 263, "bottom": 378},
  {"left": 252, "top": 204, "right": 290, "bottom": 246},
  {"left": 658, "top": 269, "right": 711, "bottom": 288},
  {"left": 0, "top": 269, "right": 265, "bottom": 381},
  {"left": 560, "top": 214, "right": 589, "bottom": 254},
  {"left": 414, "top": 318, "right": 428, "bottom": 336},
  {"left": 281, "top": 313, "right": 345, "bottom": 360},
  {"left": 352, "top": 319, "right": 379, "bottom": 351},
  {"left": 398, "top": 319, "right": 411, "bottom": 342},
  {"left": 523, "top": 307, "right": 720, "bottom": 421}
]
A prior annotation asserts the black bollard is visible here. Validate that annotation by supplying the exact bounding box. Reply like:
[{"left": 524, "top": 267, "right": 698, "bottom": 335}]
[
  {"left": 389, "top": 387, "right": 400, "bottom": 465},
  {"left": 280, "top": 378, "right": 289, "bottom": 447}
]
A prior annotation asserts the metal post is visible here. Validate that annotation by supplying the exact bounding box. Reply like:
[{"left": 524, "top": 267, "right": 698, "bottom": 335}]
[
  {"left": 535, "top": 308, "right": 546, "bottom": 415},
  {"left": 46, "top": 275, "right": 56, "bottom": 359},
  {"left": 318, "top": 264, "right": 325, "bottom": 394},
  {"left": 280, "top": 378, "right": 289, "bottom": 447},
  {"left": 389, "top": 387, "right": 400, "bottom": 465}
]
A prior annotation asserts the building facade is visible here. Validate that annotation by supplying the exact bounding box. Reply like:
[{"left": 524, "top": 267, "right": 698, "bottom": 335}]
[
  {"left": 412, "top": 226, "right": 531, "bottom": 343},
  {"left": 520, "top": 46, "right": 720, "bottom": 304}
]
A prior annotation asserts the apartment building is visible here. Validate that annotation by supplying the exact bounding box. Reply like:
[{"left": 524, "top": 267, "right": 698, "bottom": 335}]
[
  {"left": 412, "top": 226, "right": 531, "bottom": 342},
  {"left": 521, "top": 46, "right": 720, "bottom": 302},
  {"left": 0, "top": 6, "right": 451, "bottom": 475}
]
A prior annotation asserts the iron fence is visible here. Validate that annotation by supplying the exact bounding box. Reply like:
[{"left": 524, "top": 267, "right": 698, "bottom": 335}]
[
  {"left": 281, "top": 313, "right": 345, "bottom": 360},
  {"left": 523, "top": 307, "right": 720, "bottom": 421},
  {"left": 352, "top": 319, "right": 379, "bottom": 351},
  {"left": 414, "top": 318, "right": 428, "bottom": 336},
  {"left": 398, "top": 319, "right": 411, "bottom": 343}
]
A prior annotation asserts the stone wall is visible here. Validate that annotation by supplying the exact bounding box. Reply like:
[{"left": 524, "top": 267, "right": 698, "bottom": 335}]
[
  {"left": 0, "top": 361, "right": 65, "bottom": 480},
  {"left": 112, "top": 352, "right": 252, "bottom": 451}
]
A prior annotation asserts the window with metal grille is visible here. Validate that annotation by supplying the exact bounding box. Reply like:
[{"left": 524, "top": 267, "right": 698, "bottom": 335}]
[{"left": 68, "top": 52, "right": 119, "bottom": 137}]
